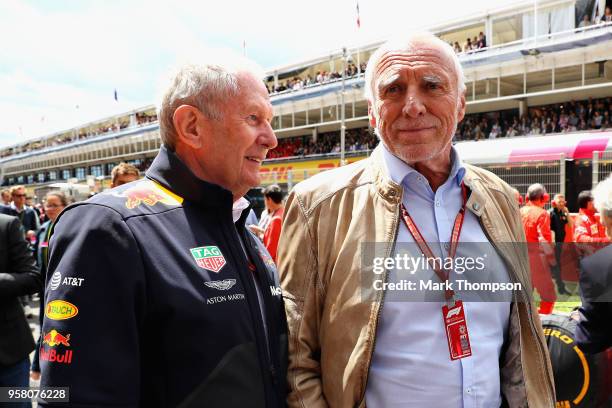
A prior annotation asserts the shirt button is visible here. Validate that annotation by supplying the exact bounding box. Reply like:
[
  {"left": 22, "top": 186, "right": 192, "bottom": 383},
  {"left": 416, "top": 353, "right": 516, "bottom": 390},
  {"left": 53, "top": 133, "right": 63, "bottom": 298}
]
[
  {"left": 472, "top": 202, "right": 480, "bottom": 211},
  {"left": 435, "top": 200, "right": 441, "bottom": 207},
  {"left": 444, "top": 243, "right": 450, "bottom": 250},
  {"left": 466, "top": 388, "right": 472, "bottom": 394}
]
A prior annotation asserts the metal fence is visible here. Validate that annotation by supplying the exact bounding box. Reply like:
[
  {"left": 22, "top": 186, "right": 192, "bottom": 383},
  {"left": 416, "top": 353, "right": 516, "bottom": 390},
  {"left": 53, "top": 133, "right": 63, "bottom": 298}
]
[
  {"left": 474, "top": 155, "right": 565, "bottom": 203},
  {"left": 593, "top": 150, "right": 612, "bottom": 185}
]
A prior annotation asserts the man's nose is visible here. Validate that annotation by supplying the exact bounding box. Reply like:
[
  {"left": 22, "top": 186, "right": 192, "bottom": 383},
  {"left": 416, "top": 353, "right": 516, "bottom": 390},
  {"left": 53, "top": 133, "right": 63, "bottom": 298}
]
[
  {"left": 261, "top": 121, "right": 278, "bottom": 150},
  {"left": 402, "top": 92, "right": 426, "bottom": 118}
]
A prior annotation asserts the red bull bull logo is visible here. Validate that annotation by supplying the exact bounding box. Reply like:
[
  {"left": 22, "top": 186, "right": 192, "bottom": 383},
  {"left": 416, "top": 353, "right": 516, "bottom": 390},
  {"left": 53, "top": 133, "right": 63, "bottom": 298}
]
[
  {"left": 112, "top": 180, "right": 183, "bottom": 209},
  {"left": 42, "top": 329, "right": 71, "bottom": 347}
]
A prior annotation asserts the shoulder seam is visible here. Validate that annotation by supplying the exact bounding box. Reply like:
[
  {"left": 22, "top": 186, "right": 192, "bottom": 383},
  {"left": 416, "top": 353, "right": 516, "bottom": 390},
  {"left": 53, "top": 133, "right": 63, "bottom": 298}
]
[{"left": 301, "top": 180, "right": 373, "bottom": 216}]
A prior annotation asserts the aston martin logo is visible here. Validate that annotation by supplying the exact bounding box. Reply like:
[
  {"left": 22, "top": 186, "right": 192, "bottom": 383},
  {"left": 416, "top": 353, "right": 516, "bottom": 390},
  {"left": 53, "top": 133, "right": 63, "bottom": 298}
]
[{"left": 204, "top": 279, "right": 237, "bottom": 291}]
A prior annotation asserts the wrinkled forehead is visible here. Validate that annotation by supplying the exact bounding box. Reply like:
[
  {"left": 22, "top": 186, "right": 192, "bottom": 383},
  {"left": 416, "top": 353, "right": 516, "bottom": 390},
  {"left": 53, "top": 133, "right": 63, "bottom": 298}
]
[{"left": 373, "top": 42, "right": 456, "bottom": 86}]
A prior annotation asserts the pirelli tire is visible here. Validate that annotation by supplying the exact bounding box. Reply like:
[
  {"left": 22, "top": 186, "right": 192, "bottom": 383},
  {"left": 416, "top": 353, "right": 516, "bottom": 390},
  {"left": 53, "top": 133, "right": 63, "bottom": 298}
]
[{"left": 540, "top": 313, "right": 610, "bottom": 408}]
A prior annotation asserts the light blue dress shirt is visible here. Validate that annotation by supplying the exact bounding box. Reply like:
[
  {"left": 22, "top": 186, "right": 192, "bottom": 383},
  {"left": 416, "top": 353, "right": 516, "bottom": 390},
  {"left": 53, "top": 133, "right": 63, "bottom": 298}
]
[{"left": 365, "top": 144, "right": 511, "bottom": 408}]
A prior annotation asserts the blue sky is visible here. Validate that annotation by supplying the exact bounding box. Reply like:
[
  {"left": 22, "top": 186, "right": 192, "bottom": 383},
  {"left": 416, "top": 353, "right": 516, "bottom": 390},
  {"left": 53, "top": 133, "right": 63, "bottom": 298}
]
[{"left": 0, "top": 0, "right": 512, "bottom": 148}]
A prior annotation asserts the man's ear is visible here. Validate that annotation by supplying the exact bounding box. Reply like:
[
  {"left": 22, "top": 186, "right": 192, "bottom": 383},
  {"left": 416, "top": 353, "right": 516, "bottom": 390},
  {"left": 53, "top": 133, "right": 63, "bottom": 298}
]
[
  {"left": 368, "top": 101, "right": 377, "bottom": 128},
  {"left": 456, "top": 91, "right": 466, "bottom": 123},
  {"left": 173, "top": 105, "right": 205, "bottom": 149}
]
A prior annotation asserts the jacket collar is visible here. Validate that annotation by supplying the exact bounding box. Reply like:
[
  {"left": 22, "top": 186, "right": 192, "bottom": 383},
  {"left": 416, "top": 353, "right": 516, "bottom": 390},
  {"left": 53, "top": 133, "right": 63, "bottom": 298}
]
[{"left": 145, "top": 145, "right": 234, "bottom": 209}]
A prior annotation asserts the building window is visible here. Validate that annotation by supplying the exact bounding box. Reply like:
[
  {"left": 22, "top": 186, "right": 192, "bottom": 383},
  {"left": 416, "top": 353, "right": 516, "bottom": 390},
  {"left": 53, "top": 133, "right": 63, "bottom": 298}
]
[
  {"left": 49, "top": 171, "right": 57, "bottom": 181},
  {"left": 90, "top": 165, "right": 103, "bottom": 177},
  {"left": 27, "top": 175, "right": 34, "bottom": 184},
  {"left": 105, "top": 163, "right": 116, "bottom": 175},
  {"left": 75, "top": 168, "right": 86, "bottom": 180}
]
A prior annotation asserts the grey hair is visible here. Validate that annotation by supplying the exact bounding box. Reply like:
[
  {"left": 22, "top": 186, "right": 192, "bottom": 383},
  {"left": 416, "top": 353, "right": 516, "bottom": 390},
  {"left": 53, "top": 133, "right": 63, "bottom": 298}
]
[
  {"left": 527, "top": 183, "right": 547, "bottom": 201},
  {"left": 157, "top": 52, "right": 265, "bottom": 150},
  {"left": 593, "top": 175, "right": 612, "bottom": 218},
  {"left": 364, "top": 32, "right": 466, "bottom": 105}
]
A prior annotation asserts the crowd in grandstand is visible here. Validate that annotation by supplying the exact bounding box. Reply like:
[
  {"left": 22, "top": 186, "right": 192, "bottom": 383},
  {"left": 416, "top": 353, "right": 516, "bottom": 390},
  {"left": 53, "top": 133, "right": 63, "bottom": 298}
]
[
  {"left": 266, "top": 128, "right": 378, "bottom": 159},
  {"left": 450, "top": 32, "right": 487, "bottom": 54},
  {"left": 579, "top": 6, "right": 612, "bottom": 27},
  {"left": 267, "top": 62, "right": 367, "bottom": 94},
  {"left": 0, "top": 113, "right": 158, "bottom": 158},
  {"left": 456, "top": 96, "right": 612, "bottom": 141}
]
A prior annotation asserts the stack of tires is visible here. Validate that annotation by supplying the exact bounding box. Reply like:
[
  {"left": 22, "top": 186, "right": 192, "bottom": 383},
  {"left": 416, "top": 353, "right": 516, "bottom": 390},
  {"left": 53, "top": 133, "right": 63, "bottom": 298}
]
[{"left": 540, "top": 314, "right": 611, "bottom": 407}]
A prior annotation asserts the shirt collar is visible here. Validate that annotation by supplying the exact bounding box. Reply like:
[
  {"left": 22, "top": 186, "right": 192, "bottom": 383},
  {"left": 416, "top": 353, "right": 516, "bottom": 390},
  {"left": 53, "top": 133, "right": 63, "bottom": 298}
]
[
  {"left": 381, "top": 142, "right": 466, "bottom": 188},
  {"left": 232, "top": 197, "right": 251, "bottom": 223}
]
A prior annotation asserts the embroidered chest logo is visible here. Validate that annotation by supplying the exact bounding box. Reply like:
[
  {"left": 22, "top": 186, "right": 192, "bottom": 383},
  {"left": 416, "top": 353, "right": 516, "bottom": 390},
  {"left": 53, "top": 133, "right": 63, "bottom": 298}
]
[
  {"left": 190, "top": 246, "right": 226, "bottom": 273},
  {"left": 204, "top": 279, "right": 236, "bottom": 290}
]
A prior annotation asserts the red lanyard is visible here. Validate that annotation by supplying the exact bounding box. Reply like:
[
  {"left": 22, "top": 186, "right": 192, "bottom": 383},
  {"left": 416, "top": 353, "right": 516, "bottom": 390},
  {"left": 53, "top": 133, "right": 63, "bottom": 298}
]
[{"left": 399, "top": 182, "right": 468, "bottom": 300}]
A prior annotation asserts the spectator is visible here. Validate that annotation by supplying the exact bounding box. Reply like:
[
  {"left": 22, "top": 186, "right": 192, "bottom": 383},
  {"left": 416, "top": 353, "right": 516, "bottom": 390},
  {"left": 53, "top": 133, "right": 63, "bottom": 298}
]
[
  {"left": 9, "top": 185, "right": 40, "bottom": 237},
  {"left": 1, "top": 189, "right": 10, "bottom": 205},
  {"left": 520, "top": 183, "right": 557, "bottom": 314},
  {"left": 262, "top": 184, "right": 284, "bottom": 262},
  {"left": 574, "top": 190, "right": 610, "bottom": 243},
  {"left": 463, "top": 37, "right": 472, "bottom": 52},
  {"left": 0, "top": 213, "right": 40, "bottom": 408},
  {"left": 477, "top": 31, "right": 487, "bottom": 48},
  {"left": 110, "top": 162, "right": 141, "bottom": 188},
  {"left": 453, "top": 41, "right": 461, "bottom": 53},
  {"left": 574, "top": 175, "right": 612, "bottom": 354},
  {"left": 488, "top": 120, "right": 501, "bottom": 139},
  {"left": 578, "top": 14, "right": 592, "bottom": 28},
  {"left": 30, "top": 191, "right": 69, "bottom": 382},
  {"left": 598, "top": 6, "right": 612, "bottom": 23},
  {"left": 548, "top": 194, "right": 572, "bottom": 295}
]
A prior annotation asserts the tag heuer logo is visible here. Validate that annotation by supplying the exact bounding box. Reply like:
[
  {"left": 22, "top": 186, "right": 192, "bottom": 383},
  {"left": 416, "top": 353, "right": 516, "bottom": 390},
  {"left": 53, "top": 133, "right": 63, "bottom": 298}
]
[
  {"left": 204, "top": 279, "right": 236, "bottom": 291},
  {"left": 190, "top": 246, "right": 226, "bottom": 273}
]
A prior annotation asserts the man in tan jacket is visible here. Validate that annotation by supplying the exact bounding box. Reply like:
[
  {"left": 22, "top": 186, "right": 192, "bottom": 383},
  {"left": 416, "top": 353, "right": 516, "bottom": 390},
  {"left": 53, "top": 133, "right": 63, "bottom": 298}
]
[{"left": 277, "top": 32, "right": 555, "bottom": 407}]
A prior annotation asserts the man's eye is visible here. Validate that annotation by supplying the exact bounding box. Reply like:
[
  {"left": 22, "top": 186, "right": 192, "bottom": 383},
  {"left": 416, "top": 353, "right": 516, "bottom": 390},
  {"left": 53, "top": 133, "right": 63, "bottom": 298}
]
[
  {"left": 426, "top": 82, "right": 441, "bottom": 90},
  {"left": 386, "top": 85, "right": 401, "bottom": 95},
  {"left": 248, "top": 114, "right": 259, "bottom": 123}
]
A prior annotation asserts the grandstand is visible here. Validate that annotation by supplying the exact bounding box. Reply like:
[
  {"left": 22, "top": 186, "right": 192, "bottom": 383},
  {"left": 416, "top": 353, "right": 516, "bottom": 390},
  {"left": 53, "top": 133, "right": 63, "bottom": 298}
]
[{"left": 1, "top": 0, "right": 612, "bottom": 210}]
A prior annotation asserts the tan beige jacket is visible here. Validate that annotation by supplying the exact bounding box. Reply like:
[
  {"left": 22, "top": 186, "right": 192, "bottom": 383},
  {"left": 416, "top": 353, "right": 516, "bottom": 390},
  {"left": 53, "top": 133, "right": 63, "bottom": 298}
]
[{"left": 277, "top": 146, "right": 556, "bottom": 408}]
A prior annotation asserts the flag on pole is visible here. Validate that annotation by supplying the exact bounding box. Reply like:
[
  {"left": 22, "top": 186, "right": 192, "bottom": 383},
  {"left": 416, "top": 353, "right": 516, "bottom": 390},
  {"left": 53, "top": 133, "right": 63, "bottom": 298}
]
[
  {"left": 356, "top": 1, "right": 361, "bottom": 29},
  {"left": 114, "top": 89, "right": 118, "bottom": 102}
]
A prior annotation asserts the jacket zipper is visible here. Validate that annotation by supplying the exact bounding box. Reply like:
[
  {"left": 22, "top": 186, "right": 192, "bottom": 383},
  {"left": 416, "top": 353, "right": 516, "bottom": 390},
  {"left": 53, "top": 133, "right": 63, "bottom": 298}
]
[
  {"left": 477, "top": 217, "right": 555, "bottom": 406},
  {"left": 357, "top": 206, "right": 401, "bottom": 407},
  {"left": 223, "top": 219, "right": 278, "bottom": 407}
]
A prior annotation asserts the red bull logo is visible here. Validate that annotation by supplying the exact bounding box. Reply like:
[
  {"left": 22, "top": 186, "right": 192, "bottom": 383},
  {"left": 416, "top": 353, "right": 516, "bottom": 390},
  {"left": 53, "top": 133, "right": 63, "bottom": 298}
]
[
  {"left": 42, "top": 329, "right": 71, "bottom": 347},
  {"left": 40, "top": 347, "right": 73, "bottom": 364},
  {"left": 113, "top": 181, "right": 183, "bottom": 209},
  {"left": 121, "top": 186, "right": 172, "bottom": 209}
]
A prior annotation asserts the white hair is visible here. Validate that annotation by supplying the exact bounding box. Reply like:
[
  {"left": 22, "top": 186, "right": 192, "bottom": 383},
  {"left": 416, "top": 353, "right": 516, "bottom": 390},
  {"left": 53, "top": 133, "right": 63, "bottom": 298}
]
[
  {"left": 157, "top": 50, "right": 265, "bottom": 150},
  {"left": 593, "top": 174, "right": 612, "bottom": 218},
  {"left": 364, "top": 32, "right": 466, "bottom": 105}
]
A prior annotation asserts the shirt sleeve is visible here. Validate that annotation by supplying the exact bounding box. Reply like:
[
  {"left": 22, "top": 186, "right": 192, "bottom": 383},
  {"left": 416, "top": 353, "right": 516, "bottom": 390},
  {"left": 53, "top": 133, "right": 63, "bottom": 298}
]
[
  {"left": 574, "top": 215, "right": 610, "bottom": 243},
  {"left": 39, "top": 204, "right": 146, "bottom": 407}
]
